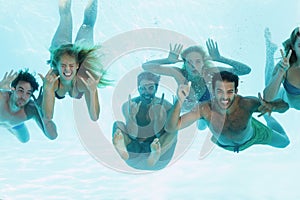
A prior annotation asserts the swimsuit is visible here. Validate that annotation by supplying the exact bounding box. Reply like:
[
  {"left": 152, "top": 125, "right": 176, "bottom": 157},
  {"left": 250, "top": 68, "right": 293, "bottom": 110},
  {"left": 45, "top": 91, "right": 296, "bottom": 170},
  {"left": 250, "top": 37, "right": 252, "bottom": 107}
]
[
  {"left": 180, "top": 68, "right": 211, "bottom": 102},
  {"left": 282, "top": 69, "right": 300, "bottom": 95},
  {"left": 283, "top": 79, "right": 300, "bottom": 95},
  {"left": 55, "top": 79, "right": 84, "bottom": 99},
  {"left": 199, "top": 87, "right": 211, "bottom": 102},
  {"left": 211, "top": 118, "right": 273, "bottom": 153}
]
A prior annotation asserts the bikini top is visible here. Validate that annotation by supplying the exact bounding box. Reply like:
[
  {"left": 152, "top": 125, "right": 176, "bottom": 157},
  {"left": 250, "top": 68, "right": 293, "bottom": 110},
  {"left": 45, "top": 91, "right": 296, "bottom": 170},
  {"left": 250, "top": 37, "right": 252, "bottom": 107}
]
[
  {"left": 55, "top": 78, "right": 84, "bottom": 99},
  {"left": 283, "top": 70, "right": 300, "bottom": 95},
  {"left": 180, "top": 68, "right": 211, "bottom": 102}
]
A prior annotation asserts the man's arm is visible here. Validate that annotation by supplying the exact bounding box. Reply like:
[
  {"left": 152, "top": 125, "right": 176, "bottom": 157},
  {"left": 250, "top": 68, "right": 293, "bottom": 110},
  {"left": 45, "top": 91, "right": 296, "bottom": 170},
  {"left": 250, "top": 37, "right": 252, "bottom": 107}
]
[
  {"left": 165, "top": 82, "right": 201, "bottom": 132},
  {"left": 165, "top": 99, "right": 201, "bottom": 133},
  {"left": 251, "top": 93, "right": 289, "bottom": 116},
  {"left": 25, "top": 101, "right": 58, "bottom": 140},
  {"left": 122, "top": 96, "right": 140, "bottom": 137}
]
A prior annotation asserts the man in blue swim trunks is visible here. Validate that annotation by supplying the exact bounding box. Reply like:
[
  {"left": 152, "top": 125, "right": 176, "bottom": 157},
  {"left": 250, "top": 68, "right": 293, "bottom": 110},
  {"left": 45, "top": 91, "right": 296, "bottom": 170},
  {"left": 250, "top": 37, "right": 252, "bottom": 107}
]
[
  {"left": 166, "top": 71, "right": 290, "bottom": 153},
  {"left": 112, "top": 72, "right": 177, "bottom": 170},
  {"left": 0, "top": 69, "right": 58, "bottom": 143}
]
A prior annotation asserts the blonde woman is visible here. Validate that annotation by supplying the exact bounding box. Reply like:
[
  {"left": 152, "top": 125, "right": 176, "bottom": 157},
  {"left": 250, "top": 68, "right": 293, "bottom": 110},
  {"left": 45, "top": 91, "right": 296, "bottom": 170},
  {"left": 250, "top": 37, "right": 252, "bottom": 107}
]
[{"left": 40, "top": 0, "right": 108, "bottom": 121}]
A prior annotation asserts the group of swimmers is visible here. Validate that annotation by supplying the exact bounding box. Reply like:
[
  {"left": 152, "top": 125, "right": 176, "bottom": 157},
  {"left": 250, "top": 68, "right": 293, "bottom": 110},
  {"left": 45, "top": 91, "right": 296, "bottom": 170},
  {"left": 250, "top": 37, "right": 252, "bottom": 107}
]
[{"left": 1, "top": 0, "right": 299, "bottom": 170}]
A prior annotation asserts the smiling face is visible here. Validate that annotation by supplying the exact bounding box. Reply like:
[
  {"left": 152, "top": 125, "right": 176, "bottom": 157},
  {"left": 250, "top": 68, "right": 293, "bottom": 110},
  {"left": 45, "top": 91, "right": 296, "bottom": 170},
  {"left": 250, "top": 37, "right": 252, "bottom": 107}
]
[
  {"left": 214, "top": 80, "right": 237, "bottom": 111},
  {"left": 184, "top": 51, "right": 204, "bottom": 76},
  {"left": 57, "top": 53, "right": 79, "bottom": 82},
  {"left": 138, "top": 79, "right": 157, "bottom": 104},
  {"left": 11, "top": 81, "right": 33, "bottom": 108}
]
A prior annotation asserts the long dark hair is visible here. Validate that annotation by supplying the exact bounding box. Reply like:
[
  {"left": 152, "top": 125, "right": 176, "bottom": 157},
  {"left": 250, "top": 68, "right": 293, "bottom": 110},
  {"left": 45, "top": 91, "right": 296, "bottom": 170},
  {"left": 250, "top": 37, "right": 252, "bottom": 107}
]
[{"left": 283, "top": 27, "right": 300, "bottom": 66}]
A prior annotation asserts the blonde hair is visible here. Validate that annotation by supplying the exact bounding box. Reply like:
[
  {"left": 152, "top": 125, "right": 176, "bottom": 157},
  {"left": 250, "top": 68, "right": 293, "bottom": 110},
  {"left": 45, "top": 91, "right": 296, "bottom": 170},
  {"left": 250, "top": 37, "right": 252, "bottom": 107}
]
[
  {"left": 180, "top": 45, "right": 213, "bottom": 74},
  {"left": 49, "top": 43, "right": 111, "bottom": 87}
]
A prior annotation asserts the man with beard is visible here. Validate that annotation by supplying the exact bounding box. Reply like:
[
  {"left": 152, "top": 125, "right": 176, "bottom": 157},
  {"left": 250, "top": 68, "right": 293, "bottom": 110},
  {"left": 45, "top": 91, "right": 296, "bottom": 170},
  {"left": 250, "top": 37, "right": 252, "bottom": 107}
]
[
  {"left": 0, "top": 70, "right": 58, "bottom": 143},
  {"left": 112, "top": 72, "right": 177, "bottom": 170},
  {"left": 166, "top": 71, "right": 290, "bottom": 153}
]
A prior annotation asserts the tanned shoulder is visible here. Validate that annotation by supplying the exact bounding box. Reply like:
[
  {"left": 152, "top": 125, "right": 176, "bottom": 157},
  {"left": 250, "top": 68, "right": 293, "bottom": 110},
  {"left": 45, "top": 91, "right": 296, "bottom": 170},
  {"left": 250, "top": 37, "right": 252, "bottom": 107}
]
[{"left": 238, "top": 95, "right": 260, "bottom": 112}]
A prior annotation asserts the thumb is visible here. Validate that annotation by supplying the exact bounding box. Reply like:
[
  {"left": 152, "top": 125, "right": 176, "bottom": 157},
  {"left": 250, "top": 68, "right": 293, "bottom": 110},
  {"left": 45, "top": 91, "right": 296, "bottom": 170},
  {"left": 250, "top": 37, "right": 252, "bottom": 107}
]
[{"left": 38, "top": 73, "right": 44, "bottom": 80}]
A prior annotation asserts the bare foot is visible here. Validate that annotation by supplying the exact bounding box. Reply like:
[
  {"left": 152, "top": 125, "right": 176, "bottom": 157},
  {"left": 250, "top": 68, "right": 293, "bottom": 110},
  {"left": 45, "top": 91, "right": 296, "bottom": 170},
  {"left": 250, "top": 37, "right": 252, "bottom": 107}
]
[
  {"left": 147, "top": 138, "right": 161, "bottom": 166},
  {"left": 264, "top": 28, "right": 278, "bottom": 55},
  {"left": 113, "top": 129, "right": 129, "bottom": 160}
]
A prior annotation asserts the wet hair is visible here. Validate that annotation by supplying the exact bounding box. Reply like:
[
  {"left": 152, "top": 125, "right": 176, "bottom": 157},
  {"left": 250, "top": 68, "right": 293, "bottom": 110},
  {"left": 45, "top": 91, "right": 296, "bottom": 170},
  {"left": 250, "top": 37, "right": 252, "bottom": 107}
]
[
  {"left": 48, "top": 44, "right": 78, "bottom": 72},
  {"left": 181, "top": 46, "right": 207, "bottom": 61},
  {"left": 212, "top": 71, "right": 239, "bottom": 90},
  {"left": 137, "top": 71, "right": 160, "bottom": 86},
  {"left": 283, "top": 27, "right": 300, "bottom": 66},
  {"left": 48, "top": 43, "right": 110, "bottom": 87},
  {"left": 180, "top": 45, "right": 213, "bottom": 72},
  {"left": 11, "top": 69, "right": 39, "bottom": 92}
]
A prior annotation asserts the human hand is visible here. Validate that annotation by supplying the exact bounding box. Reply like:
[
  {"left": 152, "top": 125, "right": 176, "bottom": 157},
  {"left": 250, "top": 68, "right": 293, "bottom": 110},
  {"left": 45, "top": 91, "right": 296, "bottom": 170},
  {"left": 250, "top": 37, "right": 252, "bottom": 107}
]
[
  {"left": 39, "top": 69, "right": 59, "bottom": 91},
  {"left": 258, "top": 92, "right": 273, "bottom": 117},
  {"left": 149, "top": 93, "right": 167, "bottom": 133},
  {"left": 128, "top": 94, "right": 141, "bottom": 118},
  {"left": 278, "top": 49, "right": 292, "bottom": 72},
  {"left": 79, "top": 71, "right": 100, "bottom": 93},
  {"left": 0, "top": 70, "right": 18, "bottom": 91},
  {"left": 177, "top": 81, "right": 191, "bottom": 104},
  {"left": 206, "top": 38, "right": 221, "bottom": 61},
  {"left": 167, "top": 43, "right": 183, "bottom": 63},
  {"left": 149, "top": 93, "right": 165, "bottom": 119}
]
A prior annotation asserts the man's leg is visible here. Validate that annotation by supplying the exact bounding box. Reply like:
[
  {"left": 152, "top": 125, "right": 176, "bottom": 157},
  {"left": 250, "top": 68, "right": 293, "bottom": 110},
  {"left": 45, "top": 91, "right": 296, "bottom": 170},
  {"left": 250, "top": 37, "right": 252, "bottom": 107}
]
[
  {"left": 147, "top": 131, "right": 177, "bottom": 166},
  {"left": 75, "top": 0, "right": 98, "bottom": 46},
  {"left": 112, "top": 121, "right": 130, "bottom": 160},
  {"left": 50, "top": 0, "right": 73, "bottom": 49},
  {"left": 8, "top": 123, "right": 30, "bottom": 143},
  {"left": 264, "top": 115, "right": 290, "bottom": 148},
  {"left": 147, "top": 138, "right": 161, "bottom": 166}
]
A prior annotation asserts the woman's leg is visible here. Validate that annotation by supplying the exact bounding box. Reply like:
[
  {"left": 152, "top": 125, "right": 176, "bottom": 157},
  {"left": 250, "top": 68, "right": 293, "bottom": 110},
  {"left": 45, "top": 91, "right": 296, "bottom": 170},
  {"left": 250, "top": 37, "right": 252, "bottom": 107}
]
[
  {"left": 50, "top": 0, "right": 73, "bottom": 49},
  {"left": 264, "top": 27, "right": 278, "bottom": 86},
  {"left": 75, "top": 0, "right": 98, "bottom": 46}
]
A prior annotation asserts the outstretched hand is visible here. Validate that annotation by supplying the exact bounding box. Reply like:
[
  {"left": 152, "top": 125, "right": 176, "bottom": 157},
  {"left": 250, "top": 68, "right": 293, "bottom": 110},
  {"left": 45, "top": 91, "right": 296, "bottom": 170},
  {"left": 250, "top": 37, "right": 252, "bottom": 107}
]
[
  {"left": 0, "top": 70, "right": 18, "bottom": 91},
  {"left": 128, "top": 94, "right": 141, "bottom": 118},
  {"left": 258, "top": 92, "right": 273, "bottom": 117},
  {"left": 38, "top": 69, "right": 59, "bottom": 91},
  {"left": 167, "top": 43, "right": 183, "bottom": 63},
  {"left": 206, "top": 38, "right": 221, "bottom": 61},
  {"left": 278, "top": 49, "right": 292, "bottom": 72},
  {"left": 79, "top": 71, "right": 100, "bottom": 92}
]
